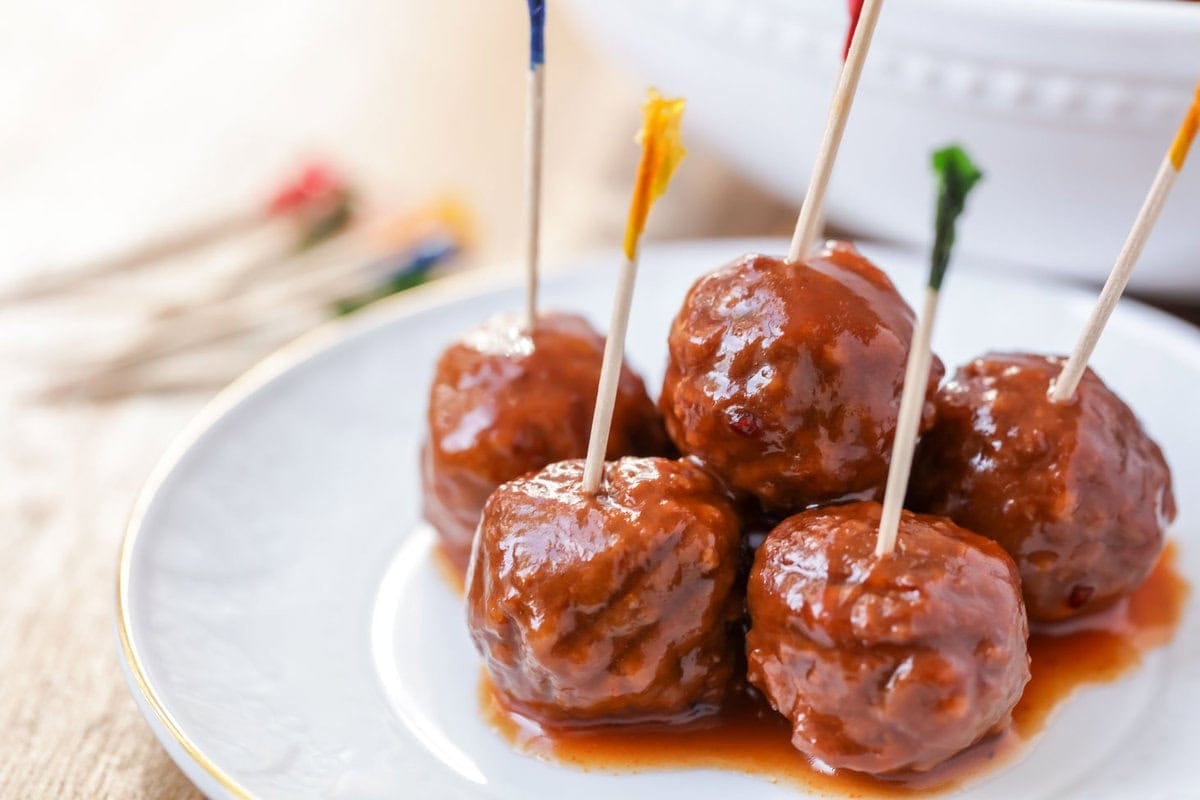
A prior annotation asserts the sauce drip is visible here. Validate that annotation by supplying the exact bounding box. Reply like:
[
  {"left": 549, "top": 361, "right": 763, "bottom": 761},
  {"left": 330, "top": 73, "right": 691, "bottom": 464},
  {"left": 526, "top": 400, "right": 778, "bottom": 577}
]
[{"left": 480, "top": 543, "right": 1188, "bottom": 797}]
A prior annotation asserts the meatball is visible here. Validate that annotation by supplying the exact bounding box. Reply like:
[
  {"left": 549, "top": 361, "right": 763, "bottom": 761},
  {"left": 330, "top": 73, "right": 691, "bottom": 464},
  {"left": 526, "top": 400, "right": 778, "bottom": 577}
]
[
  {"left": 909, "top": 352, "right": 1175, "bottom": 622},
  {"left": 422, "top": 312, "right": 669, "bottom": 569},
  {"left": 660, "top": 243, "right": 943, "bottom": 515},
  {"left": 467, "top": 457, "right": 743, "bottom": 725},
  {"left": 746, "top": 501, "right": 1030, "bottom": 775}
]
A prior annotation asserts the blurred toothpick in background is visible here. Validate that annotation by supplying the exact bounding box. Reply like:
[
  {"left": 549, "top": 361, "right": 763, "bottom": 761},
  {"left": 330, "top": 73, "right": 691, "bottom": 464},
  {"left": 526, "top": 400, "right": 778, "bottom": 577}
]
[{"left": 2, "top": 159, "right": 474, "bottom": 403}]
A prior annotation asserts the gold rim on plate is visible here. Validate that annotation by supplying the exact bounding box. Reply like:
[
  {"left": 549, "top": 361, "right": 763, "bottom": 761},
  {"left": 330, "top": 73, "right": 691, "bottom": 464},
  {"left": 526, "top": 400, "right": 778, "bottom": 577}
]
[{"left": 114, "top": 267, "right": 514, "bottom": 799}]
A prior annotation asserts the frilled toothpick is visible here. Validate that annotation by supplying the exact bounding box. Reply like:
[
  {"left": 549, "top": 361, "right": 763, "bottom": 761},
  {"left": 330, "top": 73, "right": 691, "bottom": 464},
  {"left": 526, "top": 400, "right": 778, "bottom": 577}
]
[
  {"left": 522, "top": 0, "right": 547, "bottom": 330},
  {"left": 787, "top": 0, "right": 885, "bottom": 263},
  {"left": 581, "top": 90, "right": 686, "bottom": 495},
  {"left": 1, "top": 161, "right": 354, "bottom": 304},
  {"left": 876, "top": 146, "right": 983, "bottom": 557},
  {"left": 1051, "top": 81, "right": 1200, "bottom": 403}
]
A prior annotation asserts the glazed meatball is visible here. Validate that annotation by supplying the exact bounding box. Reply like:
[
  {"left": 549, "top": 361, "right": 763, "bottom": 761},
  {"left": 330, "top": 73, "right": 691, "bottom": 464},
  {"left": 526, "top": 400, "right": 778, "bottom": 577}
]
[
  {"left": 660, "top": 243, "right": 943, "bottom": 515},
  {"left": 422, "top": 312, "right": 669, "bottom": 569},
  {"left": 746, "top": 501, "right": 1029, "bottom": 775},
  {"left": 467, "top": 457, "right": 743, "bottom": 725},
  {"left": 909, "top": 352, "right": 1175, "bottom": 622}
]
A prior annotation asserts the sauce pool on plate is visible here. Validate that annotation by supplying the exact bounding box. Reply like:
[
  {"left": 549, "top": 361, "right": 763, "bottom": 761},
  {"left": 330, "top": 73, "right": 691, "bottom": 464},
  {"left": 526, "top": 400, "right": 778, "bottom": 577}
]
[
  {"left": 479, "top": 543, "right": 1188, "bottom": 797},
  {"left": 1017, "top": 541, "right": 1189, "bottom": 737}
]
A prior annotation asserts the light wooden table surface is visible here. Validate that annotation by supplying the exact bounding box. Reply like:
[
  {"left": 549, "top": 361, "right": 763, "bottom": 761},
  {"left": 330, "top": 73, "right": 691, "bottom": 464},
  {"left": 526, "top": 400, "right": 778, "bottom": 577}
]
[{"left": 0, "top": 3, "right": 793, "bottom": 798}]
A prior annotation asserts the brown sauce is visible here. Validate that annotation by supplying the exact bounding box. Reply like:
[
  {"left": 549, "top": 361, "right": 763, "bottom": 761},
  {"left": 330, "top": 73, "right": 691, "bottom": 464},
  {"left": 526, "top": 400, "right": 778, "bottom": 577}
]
[
  {"left": 1017, "top": 541, "right": 1188, "bottom": 736},
  {"left": 480, "top": 542, "right": 1188, "bottom": 797}
]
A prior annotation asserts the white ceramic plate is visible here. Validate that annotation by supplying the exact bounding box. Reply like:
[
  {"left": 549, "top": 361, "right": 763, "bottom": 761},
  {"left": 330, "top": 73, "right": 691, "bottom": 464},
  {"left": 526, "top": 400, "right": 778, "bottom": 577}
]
[{"left": 118, "top": 238, "right": 1199, "bottom": 800}]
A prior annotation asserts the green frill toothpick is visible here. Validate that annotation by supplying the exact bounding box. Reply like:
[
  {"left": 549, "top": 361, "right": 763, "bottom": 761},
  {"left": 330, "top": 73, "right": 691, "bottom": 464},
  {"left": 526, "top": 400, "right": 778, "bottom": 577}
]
[
  {"left": 875, "top": 145, "right": 983, "bottom": 557},
  {"left": 930, "top": 145, "right": 983, "bottom": 291}
]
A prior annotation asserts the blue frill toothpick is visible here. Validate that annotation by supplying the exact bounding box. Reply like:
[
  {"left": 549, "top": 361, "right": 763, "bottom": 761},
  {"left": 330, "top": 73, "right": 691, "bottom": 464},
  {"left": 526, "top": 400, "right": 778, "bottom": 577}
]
[{"left": 528, "top": 1, "right": 546, "bottom": 69}]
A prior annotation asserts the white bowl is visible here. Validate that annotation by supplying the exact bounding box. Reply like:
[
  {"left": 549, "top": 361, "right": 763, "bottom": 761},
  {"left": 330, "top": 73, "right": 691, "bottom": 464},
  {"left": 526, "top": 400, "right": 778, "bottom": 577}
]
[{"left": 566, "top": 0, "right": 1200, "bottom": 293}]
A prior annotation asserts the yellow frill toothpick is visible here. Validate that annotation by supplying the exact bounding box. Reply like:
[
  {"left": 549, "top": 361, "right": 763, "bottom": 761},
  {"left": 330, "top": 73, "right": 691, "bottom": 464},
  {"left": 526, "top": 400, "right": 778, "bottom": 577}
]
[
  {"left": 622, "top": 90, "right": 687, "bottom": 261},
  {"left": 583, "top": 89, "right": 687, "bottom": 495},
  {"left": 1052, "top": 80, "right": 1200, "bottom": 402}
]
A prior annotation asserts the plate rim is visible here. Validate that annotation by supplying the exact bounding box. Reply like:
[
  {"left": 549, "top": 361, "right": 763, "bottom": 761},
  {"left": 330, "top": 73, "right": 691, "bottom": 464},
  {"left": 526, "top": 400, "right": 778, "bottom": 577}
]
[
  {"left": 115, "top": 258, "right": 525, "bottom": 800},
  {"left": 114, "top": 236, "right": 1200, "bottom": 799}
]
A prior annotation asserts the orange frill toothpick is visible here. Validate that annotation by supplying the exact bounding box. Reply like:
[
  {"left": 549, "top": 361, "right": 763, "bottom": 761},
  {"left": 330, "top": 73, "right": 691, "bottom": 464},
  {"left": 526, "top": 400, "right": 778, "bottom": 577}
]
[
  {"left": 622, "top": 90, "right": 687, "bottom": 262},
  {"left": 1168, "top": 81, "right": 1199, "bottom": 171},
  {"left": 584, "top": 89, "right": 686, "bottom": 494}
]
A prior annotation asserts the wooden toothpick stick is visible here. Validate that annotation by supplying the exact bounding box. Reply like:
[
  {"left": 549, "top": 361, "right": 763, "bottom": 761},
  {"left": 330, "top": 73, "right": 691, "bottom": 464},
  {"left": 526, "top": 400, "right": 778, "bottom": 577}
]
[
  {"left": 787, "top": 0, "right": 884, "bottom": 263},
  {"left": 808, "top": 0, "right": 867, "bottom": 248},
  {"left": 581, "top": 90, "right": 686, "bottom": 495},
  {"left": 876, "top": 146, "right": 983, "bottom": 557},
  {"left": 522, "top": 1, "right": 547, "bottom": 330},
  {"left": 1051, "top": 81, "right": 1200, "bottom": 403}
]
